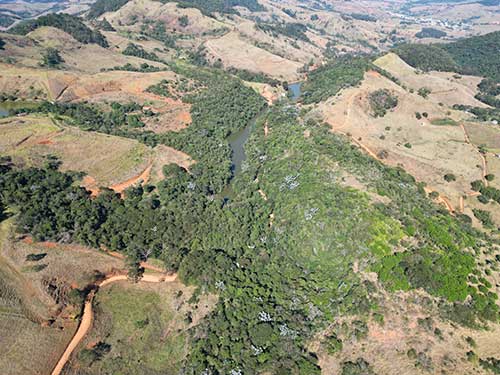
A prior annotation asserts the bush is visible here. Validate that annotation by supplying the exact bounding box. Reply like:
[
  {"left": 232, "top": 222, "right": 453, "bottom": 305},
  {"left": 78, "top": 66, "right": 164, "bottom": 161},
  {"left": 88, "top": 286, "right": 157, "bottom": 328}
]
[
  {"left": 416, "top": 27, "right": 447, "bottom": 39},
  {"left": 10, "top": 14, "right": 108, "bottom": 47},
  {"left": 341, "top": 358, "right": 374, "bottom": 375},
  {"left": 418, "top": 87, "right": 431, "bottom": 98},
  {"left": 472, "top": 209, "right": 494, "bottom": 228},
  {"left": 41, "top": 48, "right": 64, "bottom": 68},
  {"left": 444, "top": 173, "right": 456, "bottom": 182},
  {"left": 368, "top": 89, "right": 398, "bottom": 117}
]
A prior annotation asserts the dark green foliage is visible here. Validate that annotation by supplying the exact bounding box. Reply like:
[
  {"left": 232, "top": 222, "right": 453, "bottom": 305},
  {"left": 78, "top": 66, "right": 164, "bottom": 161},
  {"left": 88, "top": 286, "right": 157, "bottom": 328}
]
[
  {"left": 347, "top": 13, "right": 376, "bottom": 22},
  {"left": 94, "top": 18, "right": 116, "bottom": 32},
  {"left": 444, "top": 174, "right": 456, "bottom": 182},
  {"left": 257, "top": 22, "right": 310, "bottom": 42},
  {"left": 283, "top": 8, "right": 296, "bottom": 18},
  {"left": 0, "top": 14, "right": 16, "bottom": 28},
  {"left": 368, "top": 89, "right": 398, "bottom": 117},
  {"left": 174, "top": 0, "right": 265, "bottom": 15},
  {"left": 140, "top": 20, "right": 175, "bottom": 48},
  {"left": 473, "top": 209, "right": 494, "bottom": 228},
  {"left": 9, "top": 14, "right": 108, "bottom": 47},
  {"left": 301, "top": 57, "right": 369, "bottom": 104},
  {"left": 13, "top": 101, "right": 147, "bottom": 138},
  {"left": 122, "top": 43, "right": 161, "bottom": 62},
  {"left": 486, "top": 174, "right": 495, "bottom": 181},
  {"left": 3, "top": 62, "right": 500, "bottom": 374},
  {"left": 104, "top": 63, "right": 165, "bottom": 73},
  {"left": 324, "top": 333, "right": 343, "bottom": 354},
  {"left": 87, "top": 0, "right": 129, "bottom": 19},
  {"left": 25, "top": 253, "right": 47, "bottom": 262},
  {"left": 0, "top": 37, "right": 5, "bottom": 50},
  {"left": 227, "top": 67, "right": 280, "bottom": 86},
  {"left": 480, "top": 357, "right": 500, "bottom": 373},
  {"left": 418, "top": 87, "right": 431, "bottom": 98},
  {"left": 341, "top": 358, "right": 374, "bottom": 375},
  {"left": 178, "top": 15, "right": 189, "bottom": 27},
  {"left": 416, "top": 27, "right": 447, "bottom": 39},
  {"left": 395, "top": 31, "right": 500, "bottom": 81},
  {"left": 394, "top": 44, "right": 457, "bottom": 73},
  {"left": 41, "top": 48, "right": 63, "bottom": 68},
  {"left": 78, "top": 342, "right": 111, "bottom": 366}
]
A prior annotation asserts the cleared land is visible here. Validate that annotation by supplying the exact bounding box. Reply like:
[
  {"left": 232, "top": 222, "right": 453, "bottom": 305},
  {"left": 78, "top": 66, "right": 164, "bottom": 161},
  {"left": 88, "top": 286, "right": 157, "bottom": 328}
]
[
  {"left": 0, "top": 115, "right": 193, "bottom": 193},
  {"left": 0, "top": 218, "right": 122, "bottom": 375},
  {"left": 63, "top": 279, "right": 216, "bottom": 374},
  {"left": 314, "top": 68, "right": 484, "bottom": 215}
]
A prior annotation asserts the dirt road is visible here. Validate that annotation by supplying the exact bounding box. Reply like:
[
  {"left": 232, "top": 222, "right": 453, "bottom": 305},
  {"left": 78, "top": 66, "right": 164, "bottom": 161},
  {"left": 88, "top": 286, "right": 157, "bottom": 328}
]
[{"left": 50, "top": 272, "right": 177, "bottom": 375}]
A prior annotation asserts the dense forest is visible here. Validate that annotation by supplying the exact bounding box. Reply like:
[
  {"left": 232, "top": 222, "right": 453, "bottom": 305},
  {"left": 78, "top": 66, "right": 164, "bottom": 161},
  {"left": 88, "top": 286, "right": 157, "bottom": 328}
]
[
  {"left": 87, "top": 0, "right": 130, "bottom": 19},
  {"left": 174, "top": 0, "right": 265, "bottom": 15},
  {"left": 395, "top": 31, "right": 500, "bottom": 110},
  {"left": 394, "top": 31, "right": 500, "bottom": 80},
  {"left": 300, "top": 57, "right": 369, "bottom": 104},
  {"left": 2, "top": 96, "right": 498, "bottom": 373},
  {"left": 9, "top": 13, "right": 108, "bottom": 47}
]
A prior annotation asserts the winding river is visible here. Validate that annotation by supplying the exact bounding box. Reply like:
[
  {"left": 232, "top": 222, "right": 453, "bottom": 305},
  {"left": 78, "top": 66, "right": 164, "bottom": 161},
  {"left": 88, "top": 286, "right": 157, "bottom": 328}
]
[{"left": 227, "top": 82, "right": 302, "bottom": 181}]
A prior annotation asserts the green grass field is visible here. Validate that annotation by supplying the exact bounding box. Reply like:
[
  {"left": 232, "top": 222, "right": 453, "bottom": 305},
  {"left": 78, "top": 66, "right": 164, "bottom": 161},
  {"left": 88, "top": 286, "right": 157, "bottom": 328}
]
[{"left": 67, "top": 282, "right": 191, "bottom": 374}]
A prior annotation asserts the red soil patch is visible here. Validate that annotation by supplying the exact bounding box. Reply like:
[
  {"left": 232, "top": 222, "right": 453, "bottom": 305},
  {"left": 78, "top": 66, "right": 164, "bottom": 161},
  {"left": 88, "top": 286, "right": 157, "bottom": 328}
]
[
  {"left": 37, "top": 139, "right": 53, "bottom": 145},
  {"left": 22, "top": 236, "right": 34, "bottom": 244},
  {"left": 81, "top": 176, "right": 100, "bottom": 197},
  {"left": 110, "top": 162, "right": 153, "bottom": 195},
  {"left": 41, "top": 242, "right": 57, "bottom": 248}
]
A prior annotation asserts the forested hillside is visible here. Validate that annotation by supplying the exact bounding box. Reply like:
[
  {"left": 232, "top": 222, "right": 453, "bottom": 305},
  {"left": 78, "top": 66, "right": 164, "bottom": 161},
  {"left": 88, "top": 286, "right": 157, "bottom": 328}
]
[
  {"left": 394, "top": 31, "right": 500, "bottom": 80},
  {"left": 9, "top": 14, "right": 108, "bottom": 47}
]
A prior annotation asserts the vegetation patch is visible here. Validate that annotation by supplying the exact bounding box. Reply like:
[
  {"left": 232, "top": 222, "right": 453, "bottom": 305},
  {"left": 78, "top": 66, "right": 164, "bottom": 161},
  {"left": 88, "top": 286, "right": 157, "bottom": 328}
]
[
  {"left": 368, "top": 89, "right": 398, "bottom": 117},
  {"left": 301, "top": 57, "right": 370, "bottom": 104},
  {"left": 430, "top": 118, "right": 458, "bottom": 126},
  {"left": 9, "top": 13, "right": 108, "bottom": 47}
]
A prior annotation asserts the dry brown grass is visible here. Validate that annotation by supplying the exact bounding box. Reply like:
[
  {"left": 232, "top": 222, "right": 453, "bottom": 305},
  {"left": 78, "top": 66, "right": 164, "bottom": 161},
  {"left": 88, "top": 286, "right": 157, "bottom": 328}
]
[
  {"left": 205, "top": 31, "right": 303, "bottom": 81},
  {"left": 0, "top": 216, "right": 123, "bottom": 375},
  {"left": 314, "top": 69, "right": 483, "bottom": 213},
  {"left": 374, "top": 53, "right": 487, "bottom": 108}
]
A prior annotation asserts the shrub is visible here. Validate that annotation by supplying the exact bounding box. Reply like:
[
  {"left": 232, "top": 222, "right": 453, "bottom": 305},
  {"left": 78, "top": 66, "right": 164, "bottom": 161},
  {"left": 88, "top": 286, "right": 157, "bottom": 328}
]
[
  {"left": 368, "top": 89, "right": 398, "bottom": 117},
  {"left": 41, "top": 48, "right": 64, "bottom": 68},
  {"left": 418, "top": 87, "right": 431, "bottom": 98},
  {"left": 472, "top": 209, "right": 494, "bottom": 228},
  {"left": 444, "top": 174, "right": 456, "bottom": 182}
]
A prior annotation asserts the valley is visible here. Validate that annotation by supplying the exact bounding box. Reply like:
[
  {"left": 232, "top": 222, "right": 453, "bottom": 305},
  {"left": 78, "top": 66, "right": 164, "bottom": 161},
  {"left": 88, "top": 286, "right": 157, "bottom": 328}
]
[{"left": 0, "top": 0, "right": 499, "bottom": 374}]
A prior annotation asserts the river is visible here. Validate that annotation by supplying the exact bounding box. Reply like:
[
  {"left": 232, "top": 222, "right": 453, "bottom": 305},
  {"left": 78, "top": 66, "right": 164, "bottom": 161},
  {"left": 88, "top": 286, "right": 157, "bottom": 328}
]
[
  {"left": 222, "top": 82, "right": 302, "bottom": 200},
  {"left": 228, "top": 82, "right": 302, "bottom": 178}
]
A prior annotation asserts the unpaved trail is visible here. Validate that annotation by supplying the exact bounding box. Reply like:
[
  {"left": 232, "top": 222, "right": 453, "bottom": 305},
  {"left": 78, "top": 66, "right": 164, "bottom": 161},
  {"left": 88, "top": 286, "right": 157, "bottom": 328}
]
[
  {"left": 50, "top": 272, "right": 177, "bottom": 375},
  {"left": 109, "top": 161, "right": 153, "bottom": 194}
]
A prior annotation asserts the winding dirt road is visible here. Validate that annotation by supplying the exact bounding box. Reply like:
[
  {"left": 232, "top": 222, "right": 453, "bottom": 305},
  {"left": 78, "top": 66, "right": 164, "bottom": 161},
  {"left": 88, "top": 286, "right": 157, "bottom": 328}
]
[{"left": 50, "top": 272, "right": 177, "bottom": 375}]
